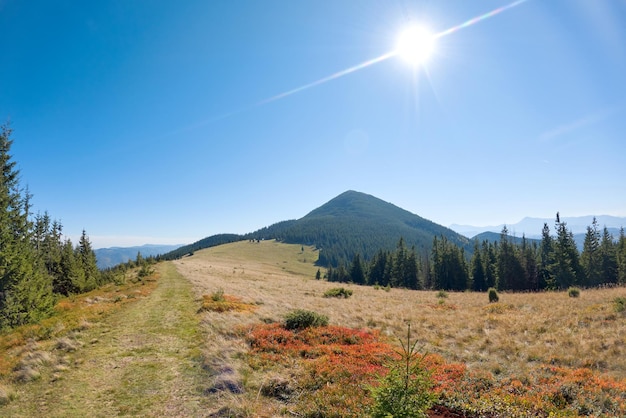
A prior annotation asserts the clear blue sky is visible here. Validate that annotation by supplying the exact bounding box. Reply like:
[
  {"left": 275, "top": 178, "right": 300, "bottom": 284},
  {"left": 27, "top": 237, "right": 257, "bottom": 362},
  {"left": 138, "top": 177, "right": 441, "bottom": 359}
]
[{"left": 1, "top": 0, "right": 625, "bottom": 248}]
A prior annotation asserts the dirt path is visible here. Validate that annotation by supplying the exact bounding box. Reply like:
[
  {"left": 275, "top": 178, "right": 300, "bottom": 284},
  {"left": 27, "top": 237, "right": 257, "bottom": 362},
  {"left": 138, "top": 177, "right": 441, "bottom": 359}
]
[{"left": 0, "top": 262, "right": 213, "bottom": 417}]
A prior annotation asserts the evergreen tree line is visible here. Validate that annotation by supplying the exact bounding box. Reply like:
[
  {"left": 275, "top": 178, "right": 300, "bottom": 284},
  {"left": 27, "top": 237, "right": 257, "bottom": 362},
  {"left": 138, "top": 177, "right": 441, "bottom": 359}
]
[
  {"left": 0, "top": 125, "right": 106, "bottom": 330},
  {"left": 326, "top": 238, "right": 430, "bottom": 289},
  {"left": 325, "top": 214, "right": 626, "bottom": 292}
]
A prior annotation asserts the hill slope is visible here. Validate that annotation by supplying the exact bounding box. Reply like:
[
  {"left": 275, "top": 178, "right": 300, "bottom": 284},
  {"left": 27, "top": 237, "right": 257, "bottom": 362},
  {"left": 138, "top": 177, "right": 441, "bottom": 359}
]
[{"left": 246, "top": 190, "right": 471, "bottom": 266}]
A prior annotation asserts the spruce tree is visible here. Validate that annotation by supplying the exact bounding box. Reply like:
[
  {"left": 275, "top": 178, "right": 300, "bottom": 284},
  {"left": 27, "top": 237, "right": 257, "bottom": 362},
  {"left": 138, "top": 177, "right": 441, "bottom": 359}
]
[
  {"left": 0, "top": 124, "right": 55, "bottom": 329},
  {"left": 482, "top": 241, "right": 498, "bottom": 289},
  {"left": 368, "top": 250, "right": 389, "bottom": 286},
  {"left": 553, "top": 214, "right": 582, "bottom": 289},
  {"left": 496, "top": 226, "right": 526, "bottom": 290},
  {"left": 580, "top": 217, "right": 602, "bottom": 286},
  {"left": 76, "top": 229, "right": 99, "bottom": 291},
  {"left": 599, "top": 227, "right": 618, "bottom": 284},
  {"left": 617, "top": 227, "right": 626, "bottom": 284},
  {"left": 349, "top": 253, "right": 366, "bottom": 285},
  {"left": 539, "top": 223, "right": 555, "bottom": 289},
  {"left": 470, "top": 241, "right": 487, "bottom": 291},
  {"left": 57, "top": 239, "right": 82, "bottom": 295}
]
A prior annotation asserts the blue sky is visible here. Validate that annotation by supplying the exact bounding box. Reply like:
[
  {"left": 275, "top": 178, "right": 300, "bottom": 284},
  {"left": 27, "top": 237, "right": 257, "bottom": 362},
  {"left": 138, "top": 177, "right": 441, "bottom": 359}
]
[{"left": 1, "top": 0, "right": 625, "bottom": 248}]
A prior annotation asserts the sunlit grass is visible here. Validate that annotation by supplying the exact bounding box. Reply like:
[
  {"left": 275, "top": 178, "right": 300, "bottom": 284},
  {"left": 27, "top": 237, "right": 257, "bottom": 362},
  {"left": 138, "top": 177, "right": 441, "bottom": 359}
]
[
  {"left": 175, "top": 240, "right": 626, "bottom": 416},
  {"left": 0, "top": 271, "right": 158, "bottom": 378}
]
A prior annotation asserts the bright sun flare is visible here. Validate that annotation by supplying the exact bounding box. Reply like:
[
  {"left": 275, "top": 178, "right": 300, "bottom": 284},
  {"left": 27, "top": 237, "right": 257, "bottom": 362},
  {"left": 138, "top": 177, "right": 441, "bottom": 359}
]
[{"left": 396, "top": 26, "right": 435, "bottom": 66}]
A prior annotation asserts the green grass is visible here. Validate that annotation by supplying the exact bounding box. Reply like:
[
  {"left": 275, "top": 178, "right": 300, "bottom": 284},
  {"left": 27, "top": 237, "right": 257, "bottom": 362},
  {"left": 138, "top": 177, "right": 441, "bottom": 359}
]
[
  {"left": 193, "top": 239, "right": 320, "bottom": 277},
  {"left": 0, "top": 262, "right": 212, "bottom": 417}
]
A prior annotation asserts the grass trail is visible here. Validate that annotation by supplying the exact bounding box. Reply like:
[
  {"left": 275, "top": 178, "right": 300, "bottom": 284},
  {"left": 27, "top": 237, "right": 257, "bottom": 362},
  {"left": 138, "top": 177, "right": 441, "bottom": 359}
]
[{"left": 0, "top": 262, "right": 211, "bottom": 417}]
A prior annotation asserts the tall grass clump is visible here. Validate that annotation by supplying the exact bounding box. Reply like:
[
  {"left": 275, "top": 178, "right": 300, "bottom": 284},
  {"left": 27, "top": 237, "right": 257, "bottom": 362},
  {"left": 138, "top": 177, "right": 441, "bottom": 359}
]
[
  {"left": 0, "top": 384, "right": 16, "bottom": 405},
  {"left": 283, "top": 309, "right": 328, "bottom": 330},
  {"left": 323, "top": 287, "right": 353, "bottom": 298},
  {"left": 211, "top": 288, "right": 225, "bottom": 302},
  {"left": 369, "top": 324, "right": 436, "bottom": 418},
  {"left": 568, "top": 287, "right": 581, "bottom": 298},
  {"left": 488, "top": 287, "right": 499, "bottom": 303}
]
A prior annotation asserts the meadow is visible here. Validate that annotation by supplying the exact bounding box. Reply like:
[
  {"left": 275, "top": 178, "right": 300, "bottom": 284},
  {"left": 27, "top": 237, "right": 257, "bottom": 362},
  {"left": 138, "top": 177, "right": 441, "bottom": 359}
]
[
  {"left": 1, "top": 239, "right": 625, "bottom": 416},
  {"left": 175, "top": 240, "right": 626, "bottom": 417}
]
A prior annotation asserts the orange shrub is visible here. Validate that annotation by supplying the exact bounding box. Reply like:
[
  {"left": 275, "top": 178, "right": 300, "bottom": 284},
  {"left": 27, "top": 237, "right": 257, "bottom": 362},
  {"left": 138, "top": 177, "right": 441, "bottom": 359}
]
[{"left": 200, "top": 294, "right": 256, "bottom": 313}]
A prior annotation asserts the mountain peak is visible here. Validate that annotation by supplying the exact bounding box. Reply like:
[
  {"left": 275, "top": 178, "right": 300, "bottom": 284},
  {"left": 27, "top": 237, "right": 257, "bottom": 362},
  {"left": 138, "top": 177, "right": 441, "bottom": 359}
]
[{"left": 303, "top": 190, "right": 417, "bottom": 222}]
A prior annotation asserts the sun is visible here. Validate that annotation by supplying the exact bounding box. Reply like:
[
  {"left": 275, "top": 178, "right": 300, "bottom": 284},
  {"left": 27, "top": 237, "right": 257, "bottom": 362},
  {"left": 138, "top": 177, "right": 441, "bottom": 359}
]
[{"left": 395, "top": 25, "right": 435, "bottom": 66}]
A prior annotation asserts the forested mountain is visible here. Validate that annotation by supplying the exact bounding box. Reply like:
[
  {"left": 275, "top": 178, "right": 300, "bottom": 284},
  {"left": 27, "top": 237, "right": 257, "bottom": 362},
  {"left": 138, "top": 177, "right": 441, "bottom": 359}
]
[
  {"left": 471, "top": 231, "right": 541, "bottom": 246},
  {"left": 246, "top": 190, "right": 471, "bottom": 267},
  {"left": 160, "top": 191, "right": 471, "bottom": 267}
]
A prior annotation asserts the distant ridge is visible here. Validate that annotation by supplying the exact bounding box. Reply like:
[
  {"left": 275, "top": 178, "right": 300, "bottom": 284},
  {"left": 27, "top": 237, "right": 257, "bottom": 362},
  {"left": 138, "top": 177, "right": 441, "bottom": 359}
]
[
  {"left": 451, "top": 215, "right": 626, "bottom": 238},
  {"left": 95, "top": 244, "right": 182, "bottom": 269},
  {"left": 158, "top": 234, "right": 242, "bottom": 261}
]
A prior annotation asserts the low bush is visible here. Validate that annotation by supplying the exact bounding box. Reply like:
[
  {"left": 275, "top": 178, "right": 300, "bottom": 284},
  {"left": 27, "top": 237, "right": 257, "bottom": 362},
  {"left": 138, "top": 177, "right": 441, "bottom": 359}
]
[
  {"left": 283, "top": 309, "right": 328, "bottom": 330},
  {"left": 488, "top": 287, "right": 499, "bottom": 303},
  {"left": 137, "top": 264, "right": 155, "bottom": 279},
  {"left": 614, "top": 297, "right": 626, "bottom": 313},
  {"left": 323, "top": 287, "right": 353, "bottom": 298},
  {"left": 436, "top": 290, "right": 448, "bottom": 299},
  {"left": 568, "top": 287, "right": 581, "bottom": 298}
]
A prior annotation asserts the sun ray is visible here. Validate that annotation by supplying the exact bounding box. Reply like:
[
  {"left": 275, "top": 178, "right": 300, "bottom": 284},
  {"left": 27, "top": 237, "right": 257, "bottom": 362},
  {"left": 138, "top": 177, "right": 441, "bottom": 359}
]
[
  {"left": 256, "top": 51, "right": 396, "bottom": 106},
  {"left": 434, "top": 0, "right": 528, "bottom": 39}
]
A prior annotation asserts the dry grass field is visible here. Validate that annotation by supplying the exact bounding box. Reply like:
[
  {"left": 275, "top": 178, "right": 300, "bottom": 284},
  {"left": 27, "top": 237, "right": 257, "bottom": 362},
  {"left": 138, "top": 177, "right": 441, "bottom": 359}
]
[
  {"left": 1, "top": 239, "right": 625, "bottom": 417},
  {"left": 175, "top": 239, "right": 626, "bottom": 416}
]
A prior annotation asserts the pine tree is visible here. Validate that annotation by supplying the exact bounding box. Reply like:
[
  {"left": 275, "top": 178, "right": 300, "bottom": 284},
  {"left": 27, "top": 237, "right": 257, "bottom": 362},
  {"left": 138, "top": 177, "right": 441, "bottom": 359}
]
[
  {"left": 553, "top": 215, "right": 582, "bottom": 289},
  {"left": 368, "top": 250, "right": 390, "bottom": 286},
  {"left": 482, "top": 241, "right": 498, "bottom": 290},
  {"left": 391, "top": 238, "right": 408, "bottom": 288},
  {"left": 580, "top": 217, "right": 602, "bottom": 286},
  {"left": 349, "top": 253, "right": 366, "bottom": 285},
  {"left": 57, "top": 239, "right": 81, "bottom": 295},
  {"left": 496, "top": 226, "right": 526, "bottom": 290},
  {"left": 599, "top": 227, "right": 618, "bottom": 284},
  {"left": 404, "top": 248, "right": 420, "bottom": 289},
  {"left": 0, "top": 124, "right": 55, "bottom": 329},
  {"left": 539, "top": 223, "right": 555, "bottom": 289},
  {"left": 431, "top": 236, "right": 468, "bottom": 291},
  {"left": 76, "top": 229, "right": 99, "bottom": 291},
  {"left": 521, "top": 236, "right": 539, "bottom": 290},
  {"left": 470, "top": 241, "right": 487, "bottom": 291},
  {"left": 617, "top": 228, "right": 626, "bottom": 285}
]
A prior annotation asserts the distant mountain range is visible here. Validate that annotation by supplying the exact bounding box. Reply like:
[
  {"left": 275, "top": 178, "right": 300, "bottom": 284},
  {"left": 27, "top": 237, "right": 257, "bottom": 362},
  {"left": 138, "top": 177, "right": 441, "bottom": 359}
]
[
  {"left": 450, "top": 215, "right": 625, "bottom": 251},
  {"left": 95, "top": 244, "right": 182, "bottom": 269},
  {"left": 450, "top": 215, "right": 625, "bottom": 238}
]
